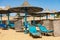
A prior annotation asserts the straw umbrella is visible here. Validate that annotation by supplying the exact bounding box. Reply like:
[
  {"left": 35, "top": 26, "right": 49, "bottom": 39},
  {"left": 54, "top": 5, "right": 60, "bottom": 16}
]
[
  {"left": 14, "top": 14, "right": 31, "bottom": 32},
  {"left": 0, "top": 8, "right": 2, "bottom": 24},
  {"left": 3, "top": 6, "right": 11, "bottom": 29},
  {"left": 8, "top": 0, "right": 43, "bottom": 33},
  {"left": 55, "top": 11, "right": 60, "bottom": 18},
  {"left": 8, "top": 1, "right": 43, "bottom": 23},
  {"left": 5, "top": 6, "right": 10, "bottom": 24},
  {"left": 51, "top": 9, "right": 56, "bottom": 19},
  {"left": 29, "top": 13, "right": 46, "bottom": 25},
  {"left": 35, "top": 10, "right": 55, "bottom": 20},
  {"left": 44, "top": 8, "right": 50, "bottom": 20},
  {"left": 0, "top": 8, "right": 9, "bottom": 24}
]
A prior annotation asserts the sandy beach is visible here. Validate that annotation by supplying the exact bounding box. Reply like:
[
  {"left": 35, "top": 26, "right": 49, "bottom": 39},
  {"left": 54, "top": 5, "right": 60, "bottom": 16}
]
[{"left": 0, "top": 29, "right": 60, "bottom": 40}]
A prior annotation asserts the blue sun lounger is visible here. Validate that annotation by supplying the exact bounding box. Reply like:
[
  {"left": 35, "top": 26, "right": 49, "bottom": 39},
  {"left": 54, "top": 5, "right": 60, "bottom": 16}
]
[
  {"left": 37, "top": 24, "right": 53, "bottom": 35},
  {"left": 29, "top": 25, "right": 41, "bottom": 37},
  {"left": 6, "top": 21, "right": 15, "bottom": 29},
  {"left": 9, "top": 23, "right": 15, "bottom": 28},
  {"left": 0, "top": 24, "right": 6, "bottom": 28}
]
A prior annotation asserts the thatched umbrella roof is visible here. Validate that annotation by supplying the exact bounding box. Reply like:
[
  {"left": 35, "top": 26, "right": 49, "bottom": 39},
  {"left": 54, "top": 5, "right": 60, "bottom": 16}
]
[
  {"left": 29, "top": 13, "right": 46, "bottom": 17},
  {"left": 55, "top": 11, "right": 60, "bottom": 14},
  {"left": 0, "top": 10, "right": 8, "bottom": 14},
  {"left": 28, "top": 9, "right": 56, "bottom": 17},
  {"left": 0, "top": 6, "right": 10, "bottom": 14},
  {"left": 8, "top": 1, "right": 43, "bottom": 13}
]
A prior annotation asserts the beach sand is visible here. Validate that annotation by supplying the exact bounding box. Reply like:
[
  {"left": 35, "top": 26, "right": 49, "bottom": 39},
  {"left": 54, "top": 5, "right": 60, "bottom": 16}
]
[{"left": 0, "top": 29, "right": 60, "bottom": 40}]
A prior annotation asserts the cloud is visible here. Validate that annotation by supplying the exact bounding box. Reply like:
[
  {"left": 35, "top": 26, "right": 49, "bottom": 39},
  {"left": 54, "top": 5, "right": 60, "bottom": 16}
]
[{"left": 0, "top": 6, "right": 5, "bottom": 9}]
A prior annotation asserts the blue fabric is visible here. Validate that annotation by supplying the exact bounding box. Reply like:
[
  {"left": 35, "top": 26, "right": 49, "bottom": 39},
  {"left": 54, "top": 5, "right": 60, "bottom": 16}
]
[
  {"left": 0, "top": 24, "right": 6, "bottom": 28},
  {"left": 25, "top": 24, "right": 28, "bottom": 28},
  {"left": 9, "top": 23, "right": 15, "bottom": 28},
  {"left": 23, "top": 22, "right": 30, "bottom": 28},
  {"left": 37, "top": 24, "right": 53, "bottom": 33},
  {"left": 29, "top": 26, "right": 37, "bottom": 33},
  {"left": 29, "top": 26, "right": 40, "bottom": 36},
  {"left": 8, "top": 21, "right": 15, "bottom": 28}
]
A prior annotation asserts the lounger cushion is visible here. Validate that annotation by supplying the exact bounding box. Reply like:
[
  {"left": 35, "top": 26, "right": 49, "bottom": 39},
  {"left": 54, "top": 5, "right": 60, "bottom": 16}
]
[
  {"left": 37, "top": 24, "right": 53, "bottom": 33},
  {"left": 0, "top": 24, "right": 6, "bottom": 28},
  {"left": 29, "top": 26, "right": 40, "bottom": 36}
]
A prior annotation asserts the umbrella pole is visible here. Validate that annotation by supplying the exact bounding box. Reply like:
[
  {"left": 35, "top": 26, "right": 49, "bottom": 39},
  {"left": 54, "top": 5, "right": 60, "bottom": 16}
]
[
  {"left": 39, "top": 17, "right": 41, "bottom": 24},
  {"left": 0, "top": 13, "right": 2, "bottom": 24},
  {"left": 24, "top": 7, "right": 28, "bottom": 34},
  {"left": 25, "top": 11, "right": 27, "bottom": 23},
  {"left": 54, "top": 14, "right": 55, "bottom": 20},
  {"left": 7, "top": 13, "right": 10, "bottom": 29},
  {"left": 40, "top": 17, "right": 41, "bottom": 20},
  {"left": 46, "top": 14, "right": 48, "bottom": 20},
  {"left": 33, "top": 16, "right": 35, "bottom": 26}
]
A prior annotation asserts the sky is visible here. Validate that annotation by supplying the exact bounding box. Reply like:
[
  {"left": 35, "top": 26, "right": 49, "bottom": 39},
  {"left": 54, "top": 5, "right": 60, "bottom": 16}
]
[{"left": 0, "top": 0, "right": 60, "bottom": 16}]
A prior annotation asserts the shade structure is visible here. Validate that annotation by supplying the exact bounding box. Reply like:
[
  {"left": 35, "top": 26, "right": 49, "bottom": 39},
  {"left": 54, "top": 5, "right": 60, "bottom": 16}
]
[
  {"left": 29, "top": 13, "right": 46, "bottom": 17},
  {"left": 28, "top": 13, "right": 46, "bottom": 25},
  {"left": 0, "top": 6, "right": 12, "bottom": 29},
  {"left": 29, "top": 11, "right": 56, "bottom": 25},
  {"left": 0, "top": 6, "right": 10, "bottom": 24},
  {"left": 8, "top": 1, "right": 43, "bottom": 13},
  {"left": 8, "top": 1, "right": 43, "bottom": 33},
  {"left": 0, "top": 10, "right": 9, "bottom": 14},
  {"left": 8, "top": 6, "right": 43, "bottom": 13},
  {"left": 34, "top": 11, "right": 56, "bottom": 20},
  {"left": 8, "top": 1, "right": 43, "bottom": 24},
  {"left": 55, "top": 11, "right": 60, "bottom": 13},
  {"left": 0, "top": 10, "right": 8, "bottom": 24},
  {"left": 55, "top": 12, "right": 60, "bottom": 18}
]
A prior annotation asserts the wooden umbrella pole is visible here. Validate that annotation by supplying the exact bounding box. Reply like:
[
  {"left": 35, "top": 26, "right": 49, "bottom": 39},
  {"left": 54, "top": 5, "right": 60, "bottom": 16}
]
[
  {"left": 0, "top": 13, "right": 2, "bottom": 24},
  {"left": 24, "top": 8, "right": 27, "bottom": 24},
  {"left": 24, "top": 7, "right": 28, "bottom": 34},
  {"left": 54, "top": 14, "right": 55, "bottom": 20},
  {"left": 33, "top": 16, "right": 35, "bottom": 25},
  {"left": 46, "top": 14, "right": 48, "bottom": 20},
  {"left": 7, "top": 13, "right": 10, "bottom": 29},
  {"left": 39, "top": 14, "right": 41, "bottom": 20}
]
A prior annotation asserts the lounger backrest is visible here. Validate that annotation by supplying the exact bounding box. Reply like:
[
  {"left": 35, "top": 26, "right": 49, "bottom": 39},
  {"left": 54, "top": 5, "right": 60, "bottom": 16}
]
[
  {"left": 29, "top": 26, "right": 37, "bottom": 33},
  {"left": 38, "top": 24, "right": 47, "bottom": 31},
  {"left": 0, "top": 24, "right": 6, "bottom": 28},
  {"left": 9, "top": 23, "right": 15, "bottom": 27}
]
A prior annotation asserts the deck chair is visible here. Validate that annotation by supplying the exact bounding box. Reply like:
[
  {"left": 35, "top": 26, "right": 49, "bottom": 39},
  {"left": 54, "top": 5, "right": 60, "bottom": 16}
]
[
  {"left": 9, "top": 23, "right": 15, "bottom": 29},
  {"left": 37, "top": 24, "right": 53, "bottom": 35},
  {"left": 29, "top": 25, "right": 41, "bottom": 37},
  {"left": 0, "top": 24, "right": 6, "bottom": 29},
  {"left": 8, "top": 21, "right": 15, "bottom": 29}
]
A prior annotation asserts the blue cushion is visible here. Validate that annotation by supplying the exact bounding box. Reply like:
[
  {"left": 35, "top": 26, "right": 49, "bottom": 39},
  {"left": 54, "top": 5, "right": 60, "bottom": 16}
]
[
  {"left": 29, "top": 26, "right": 40, "bottom": 36},
  {"left": 29, "top": 26, "right": 37, "bottom": 33},
  {"left": 38, "top": 24, "right": 53, "bottom": 33},
  {"left": 9, "top": 23, "right": 15, "bottom": 28},
  {"left": 0, "top": 24, "right": 6, "bottom": 28}
]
